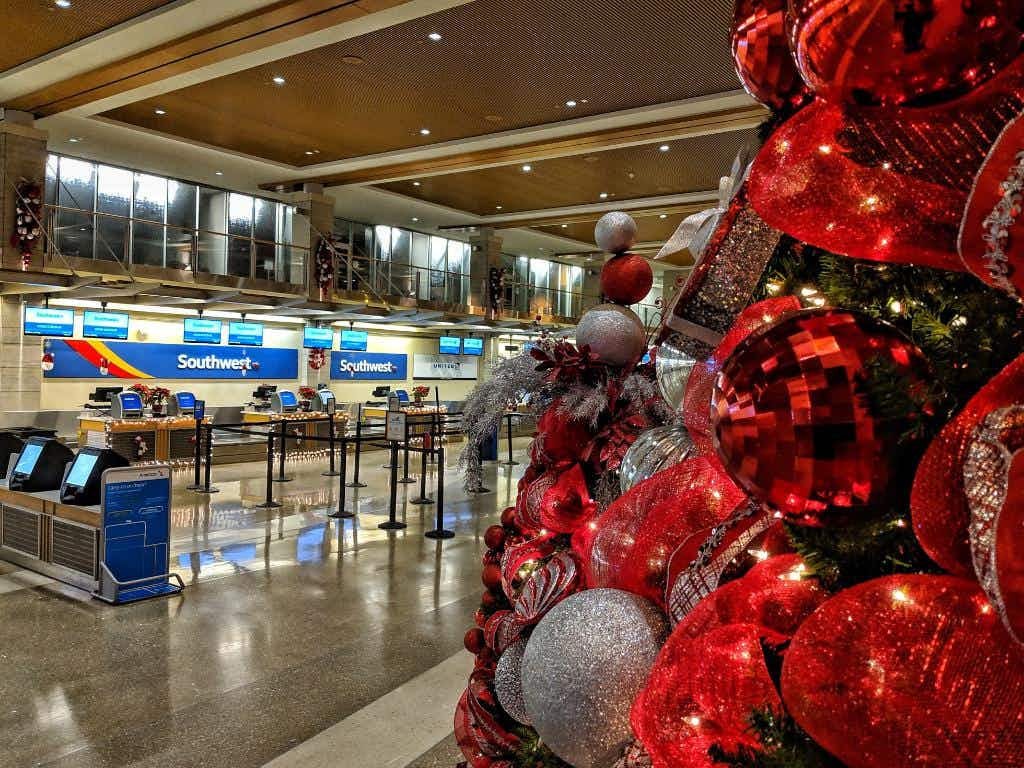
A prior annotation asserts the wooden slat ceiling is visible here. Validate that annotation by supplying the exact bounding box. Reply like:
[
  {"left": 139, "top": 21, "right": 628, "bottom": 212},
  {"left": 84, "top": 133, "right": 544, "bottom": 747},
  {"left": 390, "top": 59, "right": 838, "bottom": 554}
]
[
  {"left": 99, "top": 0, "right": 739, "bottom": 165},
  {"left": 375, "top": 127, "right": 758, "bottom": 216},
  {"left": 0, "top": 0, "right": 174, "bottom": 74},
  {"left": 536, "top": 211, "right": 689, "bottom": 250}
]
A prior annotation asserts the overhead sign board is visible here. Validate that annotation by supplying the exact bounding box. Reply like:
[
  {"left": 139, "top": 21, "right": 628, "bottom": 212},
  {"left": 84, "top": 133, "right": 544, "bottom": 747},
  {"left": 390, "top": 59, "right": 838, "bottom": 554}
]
[
  {"left": 330, "top": 351, "right": 408, "bottom": 380},
  {"left": 413, "top": 353, "right": 479, "bottom": 380}
]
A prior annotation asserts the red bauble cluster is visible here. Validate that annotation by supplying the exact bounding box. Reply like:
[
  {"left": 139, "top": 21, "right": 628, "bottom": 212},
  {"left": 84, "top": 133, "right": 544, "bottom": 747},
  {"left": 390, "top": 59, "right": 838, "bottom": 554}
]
[
  {"left": 600, "top": 253, "right": 655, "bottom": 306},
  {"left": 731, "top": 0, "right": 808, "bottom": 110}
]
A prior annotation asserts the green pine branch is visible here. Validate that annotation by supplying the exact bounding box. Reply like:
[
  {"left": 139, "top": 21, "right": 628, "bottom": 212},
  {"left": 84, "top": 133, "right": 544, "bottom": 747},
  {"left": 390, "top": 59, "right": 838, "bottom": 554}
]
[
  {"left": 708, "top": 708, "right": 846, "bottom": 768},
  {"left": 514, "top": 728, "right": 572, "bottom": 768}
]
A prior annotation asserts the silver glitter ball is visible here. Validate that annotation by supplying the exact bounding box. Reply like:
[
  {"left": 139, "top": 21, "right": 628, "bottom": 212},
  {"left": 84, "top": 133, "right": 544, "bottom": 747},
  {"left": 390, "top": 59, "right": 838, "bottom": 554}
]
[
  {"left": 576, "top": 304, "right": 646, "bottom": 367},
  {"left": 595, "top": 212, "right": 638, "bottom": 254},
  {"left": 494, "top": 638, "right": 531, "bottom": 725},
  {"left": 521, "top": 588, "right": 668, "bottom": 768},
  {"left": 619, "top": 423, "right": 697, "bottom": 493}
]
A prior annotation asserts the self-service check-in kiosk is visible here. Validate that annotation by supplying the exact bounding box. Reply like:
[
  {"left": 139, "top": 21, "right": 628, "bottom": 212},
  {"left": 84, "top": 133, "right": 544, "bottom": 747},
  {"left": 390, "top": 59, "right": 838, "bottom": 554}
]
[
  {"left": 8, "top": 437, "right": 74, "bottom": 492},
  {"left": 315, "top": 389, "right": 335, "bottom": 412},
  {"left": 165, "top": 392, "right": 196, "bottom": 417},
  {"left": 59, "top": 447, "right": 130, "bottom": 506},
  {"left": 271, "top": 390, "right": 298, "bottom": 414},
  {"left": 110, "top": 391, "right": 145, "bottom": 419}
]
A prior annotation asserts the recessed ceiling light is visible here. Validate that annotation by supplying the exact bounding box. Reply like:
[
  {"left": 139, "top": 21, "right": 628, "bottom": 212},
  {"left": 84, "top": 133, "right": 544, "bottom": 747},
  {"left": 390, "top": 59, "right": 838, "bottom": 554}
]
[
  {"left": 496, "top": 205, "right": 503, "bottom": 210},
  {"left": 55, "top": 0, "right": 72, "bottom": 7},
  {"left": 659, "top": 214, "right": 667, "bottom": 219},
  {"left": 412, "top": 217, "right": 420, "bottom": 222},
  {"left": 565, "top": 100, "right": 577, "bottom": 108},
  {"left": 305, "top": 150, "right": 315, "bottom": 156},
  {"left": 154, "top": 108, "right": 166, "bottom": 115},
  {"left": 659, "top": 144, "right": 671, "bottom": 152},
  {"left": 599, "top": 192, "right": 609, "bottom": 199},
  {"left": 215, "top": 171, "right": 224, "bottom": 176},
  {"left": 419, "top": 128, "right": 431, "bottom": 136},
  {"left": 68, "top": 137, "right": 80, "bottom": 143},
  {"left": 413, "top": 181, "right": 421, "bottom": 186},
  {"left": 272, "top": 76, "right": 286, "bottom": 85},
  {"left": 341, "top": 55, "right": 364, "bottom": 65},
  {"left": 561, "top": 224, "right": 568, "bottom": 228},
  {"left": 428, "top": 32, "right": 442, "bottom": 41},
  {"left": 522, "top": 164, "right": 532, "bottom": 172}
]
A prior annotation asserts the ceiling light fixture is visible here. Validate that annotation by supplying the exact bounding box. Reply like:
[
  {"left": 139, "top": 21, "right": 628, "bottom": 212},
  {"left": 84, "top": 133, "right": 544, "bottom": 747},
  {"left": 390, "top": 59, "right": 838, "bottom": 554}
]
[
  {"left": 305, "top": 150, "right": 315, "bottom": 156},
  {"left": 522, "top": 164, "right": 532, "bottom": 172},
  {"left": 272, "top": 76, "right": 286, "bottom": 85},
  {"left": 561, "top": 224, "right": 568, "bottom": 228},
  {"left": 215, "top": 171, "right": 224, "bottom": 176},
  {"left": 565, "top": 100, "right": 578, "bottom": 108},
  {"left": 68, "top": 137, "right": 80, "bottom": 143},
  {"left": 428, "top": 32, "right": 442, "bottom": 41},
  {"left": 413, "top": 181, "right": 421, "bottom": 186},
  {"left": 599, "top": 192, "right": 609, "bottom": 199},
  {"left": 412, "top": 217, "right": 419, "bottom": 222},
  {"left": 659, "top": 144, "right": 671, "bottom": 152},
  {"left": 154, "top": 108, "right": 166, "bottom": 115},
  {"left": 55, "top": 0, "right": 72, "bottom": 7},
  {"left": 660, "top": 214, "right": 667, "bottom": 219},
  {"left": 419, "top": 128, "right": 431, "bottom": 136}
]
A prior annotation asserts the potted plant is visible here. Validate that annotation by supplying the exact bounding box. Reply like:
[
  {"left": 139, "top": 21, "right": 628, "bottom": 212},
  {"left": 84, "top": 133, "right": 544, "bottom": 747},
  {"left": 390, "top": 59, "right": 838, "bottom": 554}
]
[
  {"left": 128, "top": 384, "right": 171, "bottom": 416},
  {"left": 413, "top": 385, "right": 431, "bottom": 405},
  {"left": 299, "top": 385, "right": 317, "bottom": 412}
]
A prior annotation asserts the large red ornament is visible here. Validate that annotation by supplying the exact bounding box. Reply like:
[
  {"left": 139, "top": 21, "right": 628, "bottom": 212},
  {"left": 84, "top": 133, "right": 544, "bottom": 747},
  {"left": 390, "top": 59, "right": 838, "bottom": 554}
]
[
  {"left": 782, "top": 575, "right": 1024, "bottom": 768},
  {"left": 789, "top": 0, "right": 1024, "bottom": 108},
  {"left": 601, "top": 253, "right": 654, "bottom": 306},
  {"left": 531, "top": 401, "right": 593, "bottom": 465},
  {"left": 538, "top": 463, "right": 596, "bottom": 534},
  {"left": 584, "top": 456, "right": 747, "bottom": 608},
  {"left": 912, "top": 352, "right": 1024, "bottom": 574},
  {"left": 632, "top": 623, "right": 781, "bottom": 768},
  {"left": 713, "top": 308, "right": 929, "bottom": 526},
  {"left": 732, "top": 0, "right": 808, "bottom": 110}
]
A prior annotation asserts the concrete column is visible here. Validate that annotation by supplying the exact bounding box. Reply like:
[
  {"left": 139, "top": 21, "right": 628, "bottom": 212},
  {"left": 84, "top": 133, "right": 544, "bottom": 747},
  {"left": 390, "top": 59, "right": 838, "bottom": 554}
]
[
  {"left": 581, "top": 263, "right": 602, "bottom": 314},
  {"left": 0, "top": 110, "right": 48, "bottom": 271},
  {"left": 468, "top": 228, "right": 503, "bottom": 316},
  {"left": 281, "top": 187, "right": 336, "bottom": 301},
  {"left": 0, "top": 297, "right": 41, "bottom": 413}
]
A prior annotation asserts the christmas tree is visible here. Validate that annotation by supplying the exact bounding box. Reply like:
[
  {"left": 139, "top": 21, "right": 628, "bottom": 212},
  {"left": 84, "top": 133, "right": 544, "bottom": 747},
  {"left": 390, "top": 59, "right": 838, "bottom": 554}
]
[{"left": 453, "top": 2, "right": 1024, "bottom": 766}]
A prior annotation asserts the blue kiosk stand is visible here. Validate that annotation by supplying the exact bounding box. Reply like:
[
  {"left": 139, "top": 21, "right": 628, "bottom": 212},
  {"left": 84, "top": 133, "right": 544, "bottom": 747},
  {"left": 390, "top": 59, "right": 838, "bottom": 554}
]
[{"left": 95, "top": 464, "right": 184, "bottom": 605}]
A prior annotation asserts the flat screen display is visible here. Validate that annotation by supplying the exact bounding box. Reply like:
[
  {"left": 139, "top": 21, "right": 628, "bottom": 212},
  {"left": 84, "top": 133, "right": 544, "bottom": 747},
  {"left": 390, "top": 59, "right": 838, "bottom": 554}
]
[
  {"left": 278, "top": 391, "right": 298, "bottom": 407},
  {"left": 439, "top": 336, "right": 461, "bottom": 355},
  {"left": 175, "top": 392, "right": 196, "bottom": 409},
  {"left": 24, "top": 307, "right": 74, "bottom": 337},
  {"left": 303, "top": 327, "right": 334, "bottom": 349},
  {"left": 83, "top": 311, "right": 129, "bottom": 340},
  {"left": 228, "top": 321, "right": 263, "bottom": 346},
  {"left": 319, "top": 390, "right": 334, "bottom": 403},
  {"left": 341, "top": 329, "right": 368, "bottom": 351},
  {"left": 66, "top": 452, "right": 99, "bottom": 488},
  {"left": 14, "top": 443, "right": 43, "bottom": 475},
  {"left": 463, "top": 337, "right": 483, "bottom": 356},
  {"left": 118, "top": 392, "right": 143, "bottom": 412},
  {"left": 183, "top": 317, "right": 223, "bottom": 344}
]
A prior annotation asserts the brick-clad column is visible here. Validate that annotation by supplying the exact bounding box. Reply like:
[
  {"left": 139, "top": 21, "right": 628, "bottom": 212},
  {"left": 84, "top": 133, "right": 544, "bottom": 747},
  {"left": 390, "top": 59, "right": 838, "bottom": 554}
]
[{"left": 0, "top": 111, "right": 49, "bottom": 271}]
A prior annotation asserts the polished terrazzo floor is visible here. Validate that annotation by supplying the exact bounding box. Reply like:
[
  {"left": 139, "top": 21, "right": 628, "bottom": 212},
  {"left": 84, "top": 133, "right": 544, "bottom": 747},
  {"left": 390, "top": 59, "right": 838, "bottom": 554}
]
[{"left": 0, "top": 440, "right": 530, "bottom": 768}]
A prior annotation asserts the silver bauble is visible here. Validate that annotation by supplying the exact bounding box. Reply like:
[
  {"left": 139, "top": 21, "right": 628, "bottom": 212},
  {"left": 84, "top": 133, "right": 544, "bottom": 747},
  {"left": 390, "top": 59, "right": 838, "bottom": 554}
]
[
  {"left": 494, "top": 638, "right": 531, "bottom": 725},
  {"left": 619, "top": 423, "right": 697, "bottom": 493},
  {"left": 521, "top": 588, "right": 668, "bottom": 768},
  {"left": 595, "top": 212, "right": 638, "bottom": 254},
  {"left": 576, "top": 304, "right": 646, "bottom": 367},
  {"left": 654, "top": 332, "right": 713, "bottom": 411}
]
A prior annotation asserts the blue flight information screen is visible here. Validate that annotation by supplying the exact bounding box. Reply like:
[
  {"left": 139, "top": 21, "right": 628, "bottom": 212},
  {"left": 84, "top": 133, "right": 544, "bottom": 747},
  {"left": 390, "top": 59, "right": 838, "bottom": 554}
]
[
  {"left": 176, "top": 392, "right": 196, "bottom": 409},
  {"left": 463, "top": 337, "right": 483, "bottom": 356},
  {"left": 439, "top": 336, "right": 461, "bottom": 355},
  {"left": 304, "top": 327, "right": 334, "bottom": 349},
  {"left": 83, "top": 311, "right": 129, "bottom": 340},
  {"left": 14, "top": 443, "right": 43, "bottom": 475},
  {"left": 66, "top": 452, "right": 99, "bottom": 487},
  {"left": 184, "top": 317, "right": 223, "bottom": 344},
  {"left": 24, "top": 306, "right": 74, "bottom": 337},
  {"left": 228, "top": 321, "right": 263, "bottom": 346},
  {"left": 341, "top": 329, "right": 368, "bottom": 351}
]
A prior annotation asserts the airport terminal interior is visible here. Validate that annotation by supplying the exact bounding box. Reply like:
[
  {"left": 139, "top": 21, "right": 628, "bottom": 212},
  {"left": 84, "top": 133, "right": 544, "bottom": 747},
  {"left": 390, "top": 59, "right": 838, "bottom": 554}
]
[{"left": 4, "top": 2, "right": 1024, "bottom": 767}]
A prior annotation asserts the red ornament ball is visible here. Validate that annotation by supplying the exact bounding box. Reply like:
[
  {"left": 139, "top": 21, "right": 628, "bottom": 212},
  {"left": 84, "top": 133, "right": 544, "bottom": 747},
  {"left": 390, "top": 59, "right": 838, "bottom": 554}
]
[
  {"left": 531, "top": 401, "right": 593, "bottom": 465},
  {"left": 482, "top": 563, "right": 503, "bottom": 592},
  {"left": 782, "top": 575, "right": 1024, "bottom": 768},
  {"left": 484, "top": 525, "right": 507, "bottom": 550},
  {"left": 789, "top": 0, "right": 1024, "bottom": 108},
  {"left": 732, "top": 0, "right": 808, "bottom": 110},
  {"left": 500, "top": 506, "right": 517, "bottom": 529},
  {"left": 600, "top": 253, "right": 654, "bottom": 306},
  {"left": 464, "top": 627, "right": 486, "bottom": 654},
  {"left": 480, "top": 591, "right": 499, "bottom": 610},
  {"left": 712, "top": 308, "right": 928, "bottom": 526}
]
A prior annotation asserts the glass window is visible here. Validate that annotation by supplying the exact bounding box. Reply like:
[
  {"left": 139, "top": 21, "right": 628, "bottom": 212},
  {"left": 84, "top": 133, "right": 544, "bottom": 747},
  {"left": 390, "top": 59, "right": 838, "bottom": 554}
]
[
  {"left": 133, "top": 174, "right": 166, "bottom": 223},
  {"left": 198, "top": 232, "right": 227, "bottom": 275},
  {"left": 57, "top": 157, "right": 95, "bottom": 212},
  {"left": 391, "top": 227, "right": 411, "bottom": 265},
  {"left": 55, "top": 210, "right": 94, "bottom": 260},
  {"left": 45, "top": 156, "right": 58, "bottom": 207},
  {"left": 166, "top": 228, "right": 194, "bottom": 271},
  {"left": 95, "top": 217, "right": 127, "bottom": 263},
  {"left": 374, "top": 225, "right": 392, "bottom": 262},
  {"left": 167, "top": 181, "right": 196, "bottom": 230},
  {"left": 227, "top": 236, "right": 252, "bottom": 277},
  {"left": 228, "top": 194, "right": 253, "bottom": 237},
  {"left": 198, "top": 187, "right": 227, "bottom": 234},
  {"left": 132, "top": 221, "right": 165, "bottom": 267},
  {"left": 278, "top": 205, "right": 295, "bottom": 247},
  {"left": 254, "top": 198, "right": 276, "bottom": 242},
  {"left": 255, "top": 241, "right": 276, "bottom": 281},
  {"left": 411, "top": 232, "right": 430, "bottom": 300},
  {"left": 96, "top": 165, "right": 131, "bottom": 217}
]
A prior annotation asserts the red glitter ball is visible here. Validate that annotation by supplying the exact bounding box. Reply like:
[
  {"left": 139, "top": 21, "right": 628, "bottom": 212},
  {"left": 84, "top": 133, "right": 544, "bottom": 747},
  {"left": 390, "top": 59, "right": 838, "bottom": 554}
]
[
  {"left": 789, "top": 0, "right": 1024, "bottom": 108},
  {"left": 601, "top": 252, "right": 655, "bottom": 306},
  {"left": 732, "top": 0, "right": 808, "bottom": 110},
  {"left": 712, "top": 308, "right": 928, "bottom": 526},
  {"left": 782, "top": 575, "right": 1024, "bottom": 768}
]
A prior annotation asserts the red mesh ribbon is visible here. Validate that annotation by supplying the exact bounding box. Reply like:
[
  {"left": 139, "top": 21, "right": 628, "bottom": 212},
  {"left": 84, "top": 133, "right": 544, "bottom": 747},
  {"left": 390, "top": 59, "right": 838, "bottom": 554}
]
[
  {"left": 515, "top": 468, "right": 556, "bottom": 533},
  {"left": 531, "top": 400, "right": 593, "bottom": 465},
  {"left": 684, "top": 297, "right": 802, "bottom": 454},
  {"left": 782, "top": 575, "right": 1024, "bottom": 768},
  {"left": 455, "top": 669, "right": 521, "bottom": 768},
  {"left": 913, "top": 352, "right": 1024, "bottom": 574},
  {"left": 539, "top": 463, "right": 597, "bottom": 534},
  {"left": 584, "top": 456, "right": 747, "bottom": 609}
]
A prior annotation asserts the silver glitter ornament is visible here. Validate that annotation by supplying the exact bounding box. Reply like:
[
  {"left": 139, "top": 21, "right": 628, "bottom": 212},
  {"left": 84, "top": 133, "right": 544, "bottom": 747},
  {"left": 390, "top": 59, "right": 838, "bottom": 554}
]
[
  {"left": 576, "top": 304, "right": 646, "bottom": 367},
  {"left": 619, "top": 423, "right": 697, "bottom": 493},
  {"left": 595, "top": 212, "right": 638, "bottom": 254},
  {"left": 494, "top": 638, "right": 531, "bottom": 725},
  {"left": 521, "top": 588, "right": 668, "bottom": 768}
]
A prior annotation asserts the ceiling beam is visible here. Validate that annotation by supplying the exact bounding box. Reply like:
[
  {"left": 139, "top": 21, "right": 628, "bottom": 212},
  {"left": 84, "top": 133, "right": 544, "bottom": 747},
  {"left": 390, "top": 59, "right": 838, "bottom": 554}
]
[{"left": 270, "top": 100, "right": 766, "bottom": 188}]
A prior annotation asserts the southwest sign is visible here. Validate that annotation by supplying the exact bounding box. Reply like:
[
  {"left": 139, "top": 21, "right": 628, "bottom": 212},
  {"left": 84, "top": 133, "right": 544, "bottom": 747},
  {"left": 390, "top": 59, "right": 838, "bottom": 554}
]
[
  {"left": 43, "top": 340, "right": 298, "bottom": 380},
  {"left": 330, "top": 351, "right": 408, "bottom": 380}
]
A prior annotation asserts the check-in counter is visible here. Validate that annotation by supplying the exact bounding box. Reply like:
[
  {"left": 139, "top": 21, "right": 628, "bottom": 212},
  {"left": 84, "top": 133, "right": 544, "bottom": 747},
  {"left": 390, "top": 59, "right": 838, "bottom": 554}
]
[
  {"left": 240, "top": 410, "right": 350, "bottom": 455},
  {"left": 77, "top": 415, "right": 208, "bottom": 464}
]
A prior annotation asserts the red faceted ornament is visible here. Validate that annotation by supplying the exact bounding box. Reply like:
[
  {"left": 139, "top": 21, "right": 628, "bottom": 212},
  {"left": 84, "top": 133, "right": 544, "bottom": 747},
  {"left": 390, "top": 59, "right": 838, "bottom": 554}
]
[
  {"left": 782, "top": 575, "right": 1024, "bottom": 768},
  {"left": 683, "top": 296, "right": 802, "bottom": 454},
  {"left": 601, "top": 253, "right": 654, "bottom": 306},
  {"left": 632, "top": 623, "right": 781, "bottom": 768},
  {"left": 538, "top": 463, "right": 596, "bottom": 534},
  {"left": 789, "top": 0, "right": 1024, "bottom": 108},
  {"left": 713, "top": 308, "right": 929, "bottom": 526},
  {"left": 913, "top": 352, "right": 1024, "bottom": 574},
  {"left": 584, "top": 456, "right": 748, "bottom": 608},
  {"left": 732, "top": 0, "right": 808, "bottom": 110}
]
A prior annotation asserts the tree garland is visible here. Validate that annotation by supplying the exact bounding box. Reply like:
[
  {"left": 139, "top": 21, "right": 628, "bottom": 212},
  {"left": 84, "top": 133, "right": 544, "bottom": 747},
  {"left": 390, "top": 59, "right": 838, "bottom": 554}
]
[
  {"left": 315, "top": 237, "right": 336, "bottom": 300},
  {"left": 10, "top": 180, "right": 42, "bottom": 270}
]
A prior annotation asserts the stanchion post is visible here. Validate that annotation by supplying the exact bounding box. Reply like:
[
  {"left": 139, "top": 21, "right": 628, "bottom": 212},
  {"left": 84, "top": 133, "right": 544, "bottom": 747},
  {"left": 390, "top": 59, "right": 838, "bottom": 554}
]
[
  {"left": 425, "top": 441, "right": 453, "bottom": 539},
  {"left": 187, "top": 413, "right": 203, "bottom": 491},
  {"left": 347, "top": 405, "right": 367, "bottom": 488},
  {"left": 328, "top": 435, "right": 353, "bottom": 519},
  {"left": 198, "top": 423, "right": 219, "bottom": 494},
  {"left": 399, "top": 416, "right": 415, "bottom": 483},
  {"left": 323, "top": 412, "right": 340, "bottom": 477},
  {"left": 379, "top": 441, "right": 407, "bottom": 530},
  {"left": 411, "top": 433, "right": 434, "bottom": 505},
  {"left": 499, "top": 412, "right": 520, "bottom": 467},
  {"left": 255, "top": 430, "right": 282, "bottom": 509},
  {"left": 274, "top": 418, "right": 292, "bottom": 483}
]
